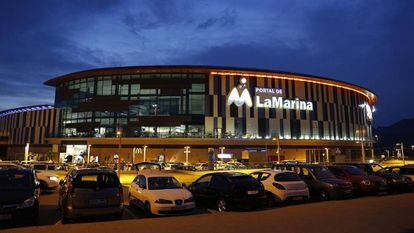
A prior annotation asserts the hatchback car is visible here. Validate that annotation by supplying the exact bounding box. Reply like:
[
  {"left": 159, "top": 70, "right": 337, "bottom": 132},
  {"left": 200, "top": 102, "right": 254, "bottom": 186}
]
[
  {"left": 273, "top": 164, "right": 353, "bottom": 200},
  {"left": 327, "top": 165, "right": 388, "bottom": 195},
  {"left": 337, "top": 163, "right": 407, "bottom": 192},
  {"left": 250, "top": 170, "right": 309, "bottom": 205},
  {"left": 188, "top": 172, "right": 266, "bottom": 212},
  {"left": 58, "top": 168, "right": 123, "bottom": 222},
  {"left": 0, "top": 167, "right": 40, "bottom": 223},
  {"left": 128, "top": 171, "right": 195, "bottom": 216}
]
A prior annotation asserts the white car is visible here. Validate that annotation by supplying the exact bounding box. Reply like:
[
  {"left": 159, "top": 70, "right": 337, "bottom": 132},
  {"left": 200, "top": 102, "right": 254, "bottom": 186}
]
[
  {"left": 251, "top": 170, "right": 309, "bottom": 205},
  {"left": 34, "top": 170, "right": 59, "bottom": 190},
  {"left": 128, "top": 171, "right": 195, "bottom": 216},
  {"left": 0, "top": 162, "right": 59, "bottom": 190}
]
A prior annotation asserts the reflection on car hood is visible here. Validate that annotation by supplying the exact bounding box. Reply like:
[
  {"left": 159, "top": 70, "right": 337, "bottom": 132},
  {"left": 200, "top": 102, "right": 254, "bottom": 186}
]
[
  {"left": 149, "top": 188, "right": 192, "bottom": 200},
  {"left": 0, "top": 189, "right": 33, "bottom": 205}
]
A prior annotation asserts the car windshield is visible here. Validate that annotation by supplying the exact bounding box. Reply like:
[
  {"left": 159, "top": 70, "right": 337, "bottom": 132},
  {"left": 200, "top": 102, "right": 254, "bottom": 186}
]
[
  {"left": 371, "top": 164, "right": 384, "bottom": 172},
  {"left": 341, "top": 166, "right": 365, "bottom": 176},
  {"left": 148, "top": 177, "right": 182, "bottom": 190},
  {"left": 0, "top": 171, "right": 32, "bottom": 189},
  {"left": 311, "top": 167, "right": 336, "bottom": 179}
]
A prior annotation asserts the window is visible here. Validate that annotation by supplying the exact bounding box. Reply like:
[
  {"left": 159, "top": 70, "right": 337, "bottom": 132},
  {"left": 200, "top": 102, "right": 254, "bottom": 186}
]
[
  {"left": 196, "top": 175, "right": 212, "bottom": 185},
  {"left": 260, "top": 173, "right": 271, "bottom": 181},
  {"left": 118, "top": 84, "right": 129, "bottom": 95},
  {"left": 274, "top": 172, "right": 301, "bottom": 182},
  {"left": 130, "top": 84, "right": 140, "bottom": 95},
  {"left": 189, "top": 94, "right": 204, "bottom": 114},
  {"left": 210, "top": 176, "right": 228, "bottom": 188},
  {"left": 138, "top": 175, "right": 147, "bottom": 188},
  {"left": 250, "top": 172, "right": 261, "bottom": 180},
  {"left": 190, "top": 83, "right": 205, "bottom": 92}
]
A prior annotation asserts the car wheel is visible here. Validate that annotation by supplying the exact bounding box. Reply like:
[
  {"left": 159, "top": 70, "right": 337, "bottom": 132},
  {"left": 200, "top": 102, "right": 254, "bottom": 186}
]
[
  {"left": 144, "top": 202, "right": 153, "bottom": 217},
  {"left": 61, "top": 214, "right": 70, "bottom": 224},
  {"left": 265, "top": 192, "right": 276, "bottom": 207},
  {"left": 217, "top": 198, "right": 227, "bottom": 213},
  {"left": 319, "top": 190, "right": 329, "bottom": 201}
]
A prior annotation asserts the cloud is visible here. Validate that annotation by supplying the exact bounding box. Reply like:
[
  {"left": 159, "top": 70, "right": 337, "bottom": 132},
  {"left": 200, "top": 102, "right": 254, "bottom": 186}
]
[{"left": 197, "top": 8, "right": 237, "bottom": 29}]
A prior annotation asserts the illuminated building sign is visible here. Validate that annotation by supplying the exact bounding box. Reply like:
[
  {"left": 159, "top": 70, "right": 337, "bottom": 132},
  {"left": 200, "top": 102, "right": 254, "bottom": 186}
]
[{"left": 227, "top": 79, "right": 313, "bottom": 111}]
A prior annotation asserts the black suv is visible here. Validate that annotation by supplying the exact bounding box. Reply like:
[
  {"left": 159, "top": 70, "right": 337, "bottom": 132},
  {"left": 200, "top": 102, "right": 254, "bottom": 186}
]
[
  {"left": 188, "top": 172, "right": 266, "bottom": 212},
  {"left": 273, "top": 164, "right": 353, "bottom": 200},
  {"left": 0, "top": 167, "right": 40, "bottom": 223}
]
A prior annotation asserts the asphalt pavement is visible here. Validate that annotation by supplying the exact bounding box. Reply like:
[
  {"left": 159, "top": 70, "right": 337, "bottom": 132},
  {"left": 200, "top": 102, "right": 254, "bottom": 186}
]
[{"left": 1, "top": 188, "right": 414, "bottom": 233}]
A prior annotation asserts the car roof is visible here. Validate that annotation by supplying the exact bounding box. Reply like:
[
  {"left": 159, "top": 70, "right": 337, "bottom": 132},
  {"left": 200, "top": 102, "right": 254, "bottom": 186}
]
[
  {"left": 72, "top": 168, "right": 117, "bottom": 176},
  {"left": 0, "top": 167, "right": 33, "bottom": 174},
  {"left": 213, "top": 172, "right": 249, "bottom": 177},
  {"left": 137, "top": 170, "right": 172, "bottom": 178},
  {"left": 253, "top": 169, "right": 293, "bottom": 174},
  {"left": 275, "top": 163, "right": 324, "bottom": 168}
]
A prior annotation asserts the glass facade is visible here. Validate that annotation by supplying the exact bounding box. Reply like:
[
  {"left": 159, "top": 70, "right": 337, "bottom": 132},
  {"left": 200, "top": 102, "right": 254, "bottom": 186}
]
[{"left": 55, "top": 73, "right": 206, "bottom": 138}]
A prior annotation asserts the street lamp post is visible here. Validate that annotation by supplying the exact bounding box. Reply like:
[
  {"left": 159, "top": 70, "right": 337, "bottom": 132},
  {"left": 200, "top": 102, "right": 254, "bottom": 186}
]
[
  {"left": 87, "top": 144, "right": 91, "bottom": 164},
  {"left": 219, "top": 146, "right": 225, "bottom": 162},
  {"left": 24, "top": 143, "right": 30, "bottom": 162},
  {"left": 272, "top": 137, "right": 280, "bottom": 162},
  {"left": 396, "top": 143, "right": 405, "bottom": 165},
  {"left": 184, "top": 146, "right": 191, "bottom": 164},
  {"left": 116, "top": 128, "right": 122, "bottom": 174},
  {"left": 143, "top": 145, "right": 148, "bottom": 162},
  {"left": 324, "top": 148, "right": 329, "bottom": 163}
]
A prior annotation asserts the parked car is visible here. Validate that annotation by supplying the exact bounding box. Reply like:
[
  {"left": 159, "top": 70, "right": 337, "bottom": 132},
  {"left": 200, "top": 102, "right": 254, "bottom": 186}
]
[
  {"left": 0, "top": 162, "right": 59, "bottom": 190},
  {"left": 0, "top": 167, "right": 40, "bottom": 223},
  {"left": 128, "top": 171, "right": 195, "bottom": 216},
  {"left": 273, "top": 164, "right": 353, "bottom": 200},
  {"left": 194, "top": 163, "right": 209, "bottom": 171},
  {"left": 188, "top": 172, "right": 266, "bottom": 212},
  {"left": 134, "top": 162, "right": 162, "bottom": 171},
  {"left": 250, "top": 170, "right": 309, "bottom": 205},
  {"left": 384, "top": 165, "right": 414, "bottom": 190},
  {"left": 327, "top": 165, "right": 388, "bottom": 195},
  {"left": 385, "top": 165, "right": 414, "bottom": 180},
  {"left": 58, "top": 168, "right": 123, "bottom": 223},
  {"left": 336, "top": 163, "right": 407, "bottom": 192}
]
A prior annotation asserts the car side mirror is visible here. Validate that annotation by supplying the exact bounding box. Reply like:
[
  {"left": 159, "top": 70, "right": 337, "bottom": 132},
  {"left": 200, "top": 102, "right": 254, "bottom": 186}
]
[
  {"left": 59, "top": 179, "right": 65, "bottom": 186},
  {"left": 35, "top": 181, "right": 40, "bottom": 189}
]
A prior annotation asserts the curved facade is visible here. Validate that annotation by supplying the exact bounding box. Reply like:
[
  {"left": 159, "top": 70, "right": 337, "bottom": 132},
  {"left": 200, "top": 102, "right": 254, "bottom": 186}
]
[
  {"left": 41, "top": 66, "right": 377, "bottom": 163},
  {"left": 45, "top": 66, "right": 376, "bottom": 142}
]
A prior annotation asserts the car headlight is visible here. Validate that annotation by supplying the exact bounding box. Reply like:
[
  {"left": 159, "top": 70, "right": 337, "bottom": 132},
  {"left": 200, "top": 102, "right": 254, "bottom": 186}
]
[
  {"left": 155, "top": 199, "right": 173, "bottom": 204},
  {"left": 184, "top": 197, "right": 194, "bottom": 203},
  {"left": 49, "top": 176, "right": 59, "bottom": 182},
  {"left": 18, "top": 197, "right": 36, "bottom": 209},
  {"left": 361, "top": 180, "right": 371, "bottom": 186}
]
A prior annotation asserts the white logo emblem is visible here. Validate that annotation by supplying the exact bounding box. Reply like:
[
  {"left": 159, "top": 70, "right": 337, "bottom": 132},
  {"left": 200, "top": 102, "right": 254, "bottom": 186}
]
[{"left": 227, "top": 78, "right": 253, "bottom": 107}]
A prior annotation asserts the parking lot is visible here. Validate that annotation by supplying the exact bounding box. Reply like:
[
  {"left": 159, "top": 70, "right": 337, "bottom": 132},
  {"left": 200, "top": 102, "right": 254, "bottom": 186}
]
[{"left": 1, "top": 188, "right": 414, "bottom": 233}]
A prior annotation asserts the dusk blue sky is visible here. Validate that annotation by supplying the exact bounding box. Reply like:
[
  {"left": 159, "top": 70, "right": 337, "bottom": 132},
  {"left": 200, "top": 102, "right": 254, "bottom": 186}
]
[{"left": 0, "top": 0, "right": 413, "bottom": 127}]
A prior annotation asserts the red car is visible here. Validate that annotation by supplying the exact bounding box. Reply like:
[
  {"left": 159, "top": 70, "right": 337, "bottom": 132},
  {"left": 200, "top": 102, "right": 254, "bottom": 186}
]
[{"left": 327, "top": 165, "right": 388, "bottom": 195}]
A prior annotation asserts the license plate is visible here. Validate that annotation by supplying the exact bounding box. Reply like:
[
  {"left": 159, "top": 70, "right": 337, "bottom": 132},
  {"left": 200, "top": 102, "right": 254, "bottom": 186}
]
[
  {"left": 292, "top": 196, "right": 303, "bottom": 201},
  {"left": 89, "top": 199, "right": 107, "bottom": 205},
  {"left": 247, "top": 190, "right": 259, "bottom": 195},
  {"left": 0, "top": 214, "right": 12, "bottom": 220}
]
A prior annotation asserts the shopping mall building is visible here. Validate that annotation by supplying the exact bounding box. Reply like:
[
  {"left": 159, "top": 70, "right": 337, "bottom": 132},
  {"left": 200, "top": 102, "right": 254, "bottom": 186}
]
[{"left": 0, "top": 66, "right": 377, "bottom": 164}]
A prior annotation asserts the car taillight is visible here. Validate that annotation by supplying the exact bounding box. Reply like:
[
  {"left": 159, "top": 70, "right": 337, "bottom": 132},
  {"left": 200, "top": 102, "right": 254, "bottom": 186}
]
[{"left": 272, "top": 183, "right": 286, "bottom": 190}]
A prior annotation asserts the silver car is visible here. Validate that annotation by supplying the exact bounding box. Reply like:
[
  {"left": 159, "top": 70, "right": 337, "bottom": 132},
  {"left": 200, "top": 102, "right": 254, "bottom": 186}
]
[{"left": 58, "top": 168, "right": 123, "bottom": 223}]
